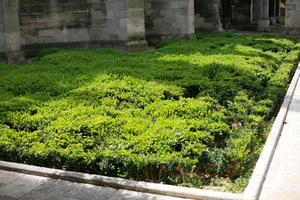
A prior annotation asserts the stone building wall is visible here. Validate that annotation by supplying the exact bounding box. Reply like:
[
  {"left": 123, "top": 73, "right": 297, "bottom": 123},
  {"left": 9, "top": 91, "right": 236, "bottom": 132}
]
[
  {"left": 89, "top": 0, "right": 147, "bottom": 50},
  {"left": 0, "top": 1, "right": 6, "bottom": 57},
  {"left": 285, "top": 0, "right": 300, "bottom": 34},
  {"left": 2, "top": 0, "right": 299, "bottom": 64},
  {"left": 252, "top": 0, "right": 260, "bottom": 23},
  {"left": 144, "top": 0, "right": 195, "bottom": 44},
  {"left": 0, "top": 0, "right": 23, "bottom": 64},
  {"left": 19, "top": 0, "right": 90, "bottom": 49},
  {"left": 18, "top": 0, "right": 148, "bottom": 56},
  {"left": 231, "top": 0, "right": 251, "bottom": 25},
  {"left": 0, "top": 0, "right": 149, "bottom": 63},
  {"left": 194, "top": 0, "right": 222, "bottom": 32}
]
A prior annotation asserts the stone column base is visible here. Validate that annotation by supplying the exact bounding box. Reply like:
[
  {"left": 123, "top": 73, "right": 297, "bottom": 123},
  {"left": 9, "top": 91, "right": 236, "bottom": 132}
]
[
  {"left": 147, "top": 34, "right": 196, "bottom": 46},
  {"left": 282, "top": 28, "right": 300, "bottom": 35},
  {"left": 0, "top": 51, "right": 24, "bottom": 64},
  {"left": 258, "top": 19, "right": 271, "bottom": 32},
  {"left": 126, "top": 40, "right": 148, "bottom": 52},
  {"left": 270, "top": 17, "right": 277, "bottom": 25}
]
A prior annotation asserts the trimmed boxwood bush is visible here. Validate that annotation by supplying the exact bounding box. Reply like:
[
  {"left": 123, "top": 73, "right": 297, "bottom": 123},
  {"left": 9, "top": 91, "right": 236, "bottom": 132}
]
[{"left": 0, "top": 33, "right": 299, "bottom": 192}]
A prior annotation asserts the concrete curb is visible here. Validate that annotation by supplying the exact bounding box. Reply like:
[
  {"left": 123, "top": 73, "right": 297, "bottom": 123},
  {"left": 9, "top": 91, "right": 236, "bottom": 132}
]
[
  {"left": 0, "top": 62, "right": 299, "bottom": 200},
  {"left": 0, "top": 161, "right": 241, "bottom": 200},
  {"left": 243, "top": 61, "right": 300, "bottom": 200}
]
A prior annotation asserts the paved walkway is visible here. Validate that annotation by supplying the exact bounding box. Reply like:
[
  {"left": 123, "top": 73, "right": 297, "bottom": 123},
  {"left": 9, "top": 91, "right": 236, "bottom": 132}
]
[
  {"left": 259, "top": 75, "right": 300, "bottom": 200},
  {"left": 0, "top": 170, "right": 189, "bottom": 200}
]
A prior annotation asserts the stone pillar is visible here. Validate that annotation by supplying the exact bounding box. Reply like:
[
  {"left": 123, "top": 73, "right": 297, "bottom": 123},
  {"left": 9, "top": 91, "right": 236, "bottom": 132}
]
[
  {"left": 0, "top": 0, "right": 23, "bottom": 64},
  {"left": 214, "top": 0, "right": 224, "bottom": 31},
  {"left": 222, "top": 0, "right": 232, "bottom": 29},
  {"left": 89, "top": 0, "right": 147, "bottom": 52},
  {"left": 126, "top": 0, "right": 148, "bottom": 51},
  {"left": 269, "top": 0, "right": 276, "bottom": 25},
  {"left": 231, "top": 0, "right": 252, "bottom": 25},
  {"left": 258, "top": 0, "right": 270, "bottom": 31},
  {"left": 251, "top": 0, "right": 260, "bottom": 24},
  {"left": 269, "top": 0, "right": 279, "bottom": 25},
  {"left": 285, "top": 0, "right": 300, "bottom": 31},
  {"left": 0, "top": 0, "right": 6, "bottom": 62},
  {"left": 195, "top": 0, "right": 223, "bottom": 31},
  {"left": 275, "top": 0, "right": 280, "bottom": 24},
  {"left": 145, "top": 0, "right": 195, "bottom": 45}
]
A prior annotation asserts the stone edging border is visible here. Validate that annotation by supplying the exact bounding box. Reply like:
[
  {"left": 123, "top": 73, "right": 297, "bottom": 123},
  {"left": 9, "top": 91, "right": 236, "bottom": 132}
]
[
  {"left": 243, "top": 61, "right": 300, "bottom": 200},
  {"left": 0, "top": 160, "right": 241, "bottom": 200},
  {"left": 0, "top": 62, "right": 299, "bottom": 200}
]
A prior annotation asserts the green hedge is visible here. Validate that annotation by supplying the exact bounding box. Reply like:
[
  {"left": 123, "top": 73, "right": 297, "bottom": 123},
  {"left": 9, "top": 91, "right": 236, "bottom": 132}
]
[{"left": 0, "top": 33, "right": 299, "bottom": 191}]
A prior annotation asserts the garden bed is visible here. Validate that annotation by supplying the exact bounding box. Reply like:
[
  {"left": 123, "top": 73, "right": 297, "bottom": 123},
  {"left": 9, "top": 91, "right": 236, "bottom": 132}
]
[{"left": 0, "top": 33, "right": 299, "bottom": 192}]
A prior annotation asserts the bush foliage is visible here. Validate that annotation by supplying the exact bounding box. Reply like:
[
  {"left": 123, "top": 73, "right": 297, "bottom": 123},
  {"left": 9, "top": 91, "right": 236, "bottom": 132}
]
[{"left": 0, "top": 33, "right": 299, "bottom": 191}]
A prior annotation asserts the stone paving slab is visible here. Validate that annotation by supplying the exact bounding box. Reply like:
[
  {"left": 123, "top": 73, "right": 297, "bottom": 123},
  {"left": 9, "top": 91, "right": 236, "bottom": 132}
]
[
  {"left": 19, "top": 179, "right": 117, "bottom": 200},
  {"left": 107, "top": 189, "right": 189, "bottom": 200},
  {"left": 259, "top": 71, "right": 300, "bottom": 200},
  {"left": 0, "top": 170, "right": 24, "bottom": 188},
  {"left": 62, "top": 181, "right": 116, "bottom": 200},
  {"left": 107, "top": 190, "right": 156, "bottom": 200},
  {"left": 259, "top": 181, "right": 300, "bottom": 200},
  {"left": 0, "top": 170, "right": 190, "bottom": 200},
  {"left": 0, "top": 173, "right": 49, "bottom": 199},
  {"left": 0, "top": 161, "right": 240, "bottom": 200},
  {"left": 20, "top": 180, "right": 74, "bottom": 200},
  {"left": 278, "top": 127, "right": 300, "bottom": 150},
  {"left": 0, "top": 196, "right": 17, "bottom": 200}
]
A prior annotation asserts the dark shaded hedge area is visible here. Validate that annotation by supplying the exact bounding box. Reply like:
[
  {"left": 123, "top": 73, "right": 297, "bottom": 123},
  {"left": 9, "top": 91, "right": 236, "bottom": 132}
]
[{"left": 0, "top": 33, "right": 299, "bottom": 192}]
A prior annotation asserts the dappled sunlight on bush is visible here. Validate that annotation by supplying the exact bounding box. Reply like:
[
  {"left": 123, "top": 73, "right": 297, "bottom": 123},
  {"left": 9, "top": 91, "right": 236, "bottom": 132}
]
[{"left": 0, "top": 33, "right": 299, "bottom": 192}]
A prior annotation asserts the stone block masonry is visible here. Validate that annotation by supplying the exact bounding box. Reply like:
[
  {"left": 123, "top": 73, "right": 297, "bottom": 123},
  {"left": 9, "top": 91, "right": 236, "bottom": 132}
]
[
  {"left": 0, "top": 0, "right": 197, "bottom": 63},
  {"left": 19, "top": 0, "right": 90, "bottom": 45},
  {"left": 2, "top": 0, "right": 299, "bottom": 64},
  {"left": 89, "top": 0, "right": 148, "bottom": 51},
  {"left": 0, "top": 0, "right": 151, "bottom": 63},
  {"left": 0, "top": 0, "right": 24, "bottom": 64},
  {"left": 18, "top": 0, "right": 148, "bottom": 59},
  {"left": 145, "top": 0, "right": 195, "bottom": 45},
  {"left": 285, "top": 0, "right": 300, "bottom": 34},
  {"left": 194, "top": 0, "right": 222, "bottom": 32},
  {"left": 231, "top": 0, "right": 251, "bottom": 25}
]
